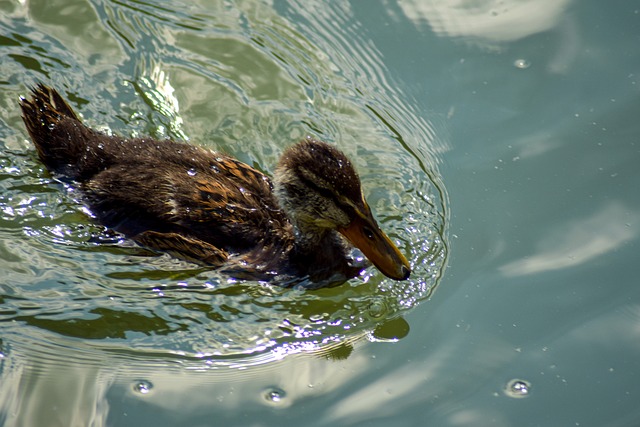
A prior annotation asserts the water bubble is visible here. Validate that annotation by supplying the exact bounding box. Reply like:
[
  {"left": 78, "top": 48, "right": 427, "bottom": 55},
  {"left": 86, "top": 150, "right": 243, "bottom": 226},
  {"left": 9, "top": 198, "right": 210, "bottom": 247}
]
[
  {"left": 513, "top": 59, "right": 531, "bottom": 69},
  {"left": 187, "top": 168, "right": 197, "bottom": 177},
  {"left": 367, "top": 299, "right": 387, "bottom": 319},
  {"left": 133, "top": 380, "right": 153, "bottom": 395},
  {"left": 48, "top": 123, "right": 56, "bottom": 130},
  {"left": 263, "top": 387, "right": 286, "bottom": 404},
  {"left": 309, "top": 313, "right": 327, "bottom": 322},
  {"left": 504, "top": 379, "right": 531, "bottom": 398}
]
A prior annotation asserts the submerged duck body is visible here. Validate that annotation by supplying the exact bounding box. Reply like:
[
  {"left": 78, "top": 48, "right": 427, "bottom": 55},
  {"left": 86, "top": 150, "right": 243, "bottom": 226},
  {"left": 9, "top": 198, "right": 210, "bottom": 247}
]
[{"left": 20, "top": 84, "right": 411, "bottom": 287}]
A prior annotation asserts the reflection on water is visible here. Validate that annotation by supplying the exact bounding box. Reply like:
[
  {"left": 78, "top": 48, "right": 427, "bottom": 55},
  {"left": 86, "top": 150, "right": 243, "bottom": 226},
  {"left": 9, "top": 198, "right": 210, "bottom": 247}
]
[
  {"left": 0, "top": 334, "right": 368, "bottom": 426},
  {"left": 397, "top": 0, "right": 572, "bottom": 44},
  {"left": 132, "top": 61, "right": 188, "bottom": 141},
  {"left": 395, "top": 0, "right": 583, "bottom": 81},
  {"left": 1, "top": 0, "right": 637, "bottom": 425},
  {"left": 500, "top": 202, "right": 638, "bottom": 277},
  {"left": 3, "top": 323, "right": 521, "bottom": 426},
  {"left": 0, "top": 0, "right": 447, "bottom": 372}
]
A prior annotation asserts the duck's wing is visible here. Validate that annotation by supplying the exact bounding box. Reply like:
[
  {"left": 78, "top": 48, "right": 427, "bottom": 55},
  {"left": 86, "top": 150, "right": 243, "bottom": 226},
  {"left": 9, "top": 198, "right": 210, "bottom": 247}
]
[
  {"left": 81, "top": 150, "right": 292, "bottom": 253},
  {"left": 134, "top": 230, "right": 228, "bottom": 266},
  {"left": 136, "top": 230, "right": 289, "bottom": 281}
]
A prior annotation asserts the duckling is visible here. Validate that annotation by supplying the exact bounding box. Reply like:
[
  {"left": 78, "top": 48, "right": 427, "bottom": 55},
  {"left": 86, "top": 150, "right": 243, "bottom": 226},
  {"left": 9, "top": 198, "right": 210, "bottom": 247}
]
[{"left": 20, "top": 84, "right": 410, "bottom": 287}]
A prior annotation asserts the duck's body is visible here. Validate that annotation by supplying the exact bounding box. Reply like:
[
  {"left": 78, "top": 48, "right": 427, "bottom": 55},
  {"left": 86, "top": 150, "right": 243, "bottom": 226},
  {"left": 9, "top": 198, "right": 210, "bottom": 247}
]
[{"left": 20, "top": 84, "right": 410, "bottom": 287}]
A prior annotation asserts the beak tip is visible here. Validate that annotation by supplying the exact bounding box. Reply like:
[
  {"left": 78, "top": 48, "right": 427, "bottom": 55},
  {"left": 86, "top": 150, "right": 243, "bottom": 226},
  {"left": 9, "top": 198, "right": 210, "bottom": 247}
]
[
  {"left": 399, "top": 264, "right": 411, "bottom": 280},
  {"left": 383, "top": 262, "right": 411, "bottom": 280}
]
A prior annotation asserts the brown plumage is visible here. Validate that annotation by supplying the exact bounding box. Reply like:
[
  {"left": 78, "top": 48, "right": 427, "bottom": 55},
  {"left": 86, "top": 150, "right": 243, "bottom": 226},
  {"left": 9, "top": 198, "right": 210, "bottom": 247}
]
[{"left": 20, "top": 84, "right": 411, "bottom": 288}]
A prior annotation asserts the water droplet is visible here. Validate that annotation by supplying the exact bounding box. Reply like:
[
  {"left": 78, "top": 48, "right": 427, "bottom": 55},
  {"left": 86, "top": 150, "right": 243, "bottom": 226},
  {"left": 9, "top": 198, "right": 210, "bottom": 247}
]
[
  {"left": 368, "top": 299, "right": 387, "bottom": 319},
  {"left": 504, "top": 379, "right": 531, "bottom": 398},
  {"left": 187, "top": 168, "right": 197, "bottom": 177},
  {"left": 48, "top": 123, "right": 55, "bottom": 130},
  {"left": 133, "top": 380, "right": 153, "bottom": 395},
  {"left": 309, "top": 313, "right": 327, "bottom": 322},
  {"left": 513, "top": 59, "right": 531, "bottom": 69},
  {"left": 263, "top": 387, "right": 286, "bottom": 404},
  {"left": 97, "top": 143, "right": 104, "bottom": 150}
]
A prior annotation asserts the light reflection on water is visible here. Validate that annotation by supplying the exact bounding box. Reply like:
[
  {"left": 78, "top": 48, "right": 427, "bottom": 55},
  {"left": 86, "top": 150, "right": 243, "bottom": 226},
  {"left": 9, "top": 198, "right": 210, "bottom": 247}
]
[
  {"left": 0, "top": 0, "right": 447, "bottom": 368},
  {"left": 397, "top": 0, "right": 572, "bottom": 44},
  {"left": 500, "top": 202, "right": 639, "bottom": 277},
  {"left": 0, "top": 0, "right": 638, "bottom": 426},
  {"left": 0, "top": 331, "right": 377, "bottom": 425}
]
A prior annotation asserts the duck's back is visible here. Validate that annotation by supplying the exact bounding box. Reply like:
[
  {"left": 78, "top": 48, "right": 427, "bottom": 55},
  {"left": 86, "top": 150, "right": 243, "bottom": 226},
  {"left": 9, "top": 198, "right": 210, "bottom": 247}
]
[{"left": 20, "top": 84, "right": 293, "bottom": 258}]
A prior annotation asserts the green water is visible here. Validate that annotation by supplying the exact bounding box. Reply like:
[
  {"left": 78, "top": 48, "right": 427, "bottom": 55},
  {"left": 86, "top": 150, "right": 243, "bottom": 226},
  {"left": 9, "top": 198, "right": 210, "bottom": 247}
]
[{"left": 1, "top": 0, "right": 639, "bottom": 426}]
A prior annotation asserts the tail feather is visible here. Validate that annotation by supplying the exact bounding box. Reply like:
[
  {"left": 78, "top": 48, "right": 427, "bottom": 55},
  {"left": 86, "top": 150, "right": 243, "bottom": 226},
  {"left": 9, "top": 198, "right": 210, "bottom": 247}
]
[{"left": 20, "top": 84, "right": 100, "bottom": 180}]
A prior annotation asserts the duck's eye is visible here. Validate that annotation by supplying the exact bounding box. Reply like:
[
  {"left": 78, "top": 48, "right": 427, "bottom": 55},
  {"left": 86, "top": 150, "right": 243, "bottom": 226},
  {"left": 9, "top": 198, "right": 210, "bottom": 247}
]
[{"left": 362, "top": 226, "right": 375, "bottom": 240}]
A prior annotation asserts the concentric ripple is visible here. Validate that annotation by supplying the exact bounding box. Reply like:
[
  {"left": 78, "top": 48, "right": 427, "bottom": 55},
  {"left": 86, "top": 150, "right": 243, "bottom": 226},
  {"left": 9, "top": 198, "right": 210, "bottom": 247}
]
[{"left": 0, "top": 0, "right": 448, "bottom": 365}]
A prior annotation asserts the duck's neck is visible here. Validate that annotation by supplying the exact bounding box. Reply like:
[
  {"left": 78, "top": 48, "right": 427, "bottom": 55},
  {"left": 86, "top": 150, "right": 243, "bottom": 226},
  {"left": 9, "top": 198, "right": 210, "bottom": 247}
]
[
  {"left": 287, "top": 223, "right": 366, "bottom": 286},
  {"left": 293, "top": 224, "right": 334, "bottom": 250},
  {"left": 291, "top": 222, "right": 350, "bottom": 264}
]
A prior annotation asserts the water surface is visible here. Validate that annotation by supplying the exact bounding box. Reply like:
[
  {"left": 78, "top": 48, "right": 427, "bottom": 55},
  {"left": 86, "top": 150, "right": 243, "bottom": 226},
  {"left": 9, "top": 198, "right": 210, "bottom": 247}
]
[{"left": 1, "top": 0, "right": 639, "bottom": 426}]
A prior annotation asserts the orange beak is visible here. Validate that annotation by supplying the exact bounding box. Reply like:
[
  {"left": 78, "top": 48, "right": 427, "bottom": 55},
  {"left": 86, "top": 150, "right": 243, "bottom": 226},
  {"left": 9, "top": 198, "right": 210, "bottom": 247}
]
[{"left": 338, "top": 207, "right": 411, "bottom": 280}]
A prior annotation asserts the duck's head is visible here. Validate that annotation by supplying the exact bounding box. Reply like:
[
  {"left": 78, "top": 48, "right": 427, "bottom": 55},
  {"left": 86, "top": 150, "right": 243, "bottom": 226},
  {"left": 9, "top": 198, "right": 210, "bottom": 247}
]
[{"left": 274, "top": 138, "right": 411, "bottom": 280}]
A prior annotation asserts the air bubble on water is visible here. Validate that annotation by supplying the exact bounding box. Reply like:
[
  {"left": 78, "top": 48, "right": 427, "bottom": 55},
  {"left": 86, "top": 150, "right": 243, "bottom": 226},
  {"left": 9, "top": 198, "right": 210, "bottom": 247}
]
[
  {"left": 504, "top": 379, "right": 531, "bottom": 398},
  {"left": 309, "top": 313, "right": 327, "bottom": 322},
  {"left": 368, "top": 299, "right": 387, "bottom": 319},
  {"left": 133, "top": 380, "right": 153, "bottom": 395},
  {"left": 513, "top": 59, "right": 531, "bottom": 69},
  {"left": 263, "top": 387, "right": 286, "bottom": 404}
]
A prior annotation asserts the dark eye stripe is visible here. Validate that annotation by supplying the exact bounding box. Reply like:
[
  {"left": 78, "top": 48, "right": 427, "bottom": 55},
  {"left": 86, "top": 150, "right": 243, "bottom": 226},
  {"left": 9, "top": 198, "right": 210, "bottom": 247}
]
[{"left": 295, "top": 168, "right": 356, "bottom": 216}]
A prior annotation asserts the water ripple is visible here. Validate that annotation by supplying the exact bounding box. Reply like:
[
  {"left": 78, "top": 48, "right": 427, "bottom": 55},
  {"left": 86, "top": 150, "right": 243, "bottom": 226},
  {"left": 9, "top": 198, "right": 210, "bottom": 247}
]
[{"left": 0, "top": 0, "right": 448, "bottom": 364}]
